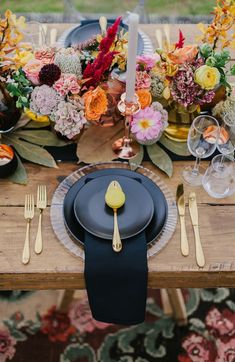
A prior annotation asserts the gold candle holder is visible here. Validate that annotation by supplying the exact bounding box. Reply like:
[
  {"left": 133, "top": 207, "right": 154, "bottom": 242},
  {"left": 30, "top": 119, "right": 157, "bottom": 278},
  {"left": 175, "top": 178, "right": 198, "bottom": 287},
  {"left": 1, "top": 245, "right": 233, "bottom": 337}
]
[{"left": 112, "top": 93, "right": 141, "bottom": 160}]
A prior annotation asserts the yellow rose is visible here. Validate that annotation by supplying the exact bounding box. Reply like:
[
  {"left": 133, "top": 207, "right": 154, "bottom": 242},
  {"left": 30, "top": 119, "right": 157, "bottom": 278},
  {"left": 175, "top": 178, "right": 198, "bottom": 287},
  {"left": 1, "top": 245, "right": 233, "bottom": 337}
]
[{"left": 195, "top": 65, "right": 220, "bottom": 90}]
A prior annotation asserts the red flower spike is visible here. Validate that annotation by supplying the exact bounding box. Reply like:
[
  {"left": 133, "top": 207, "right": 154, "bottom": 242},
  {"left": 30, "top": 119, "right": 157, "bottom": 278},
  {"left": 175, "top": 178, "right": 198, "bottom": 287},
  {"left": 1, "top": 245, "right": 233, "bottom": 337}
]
[
  {"left": 99, "top": 16, "right": 122, "bottom": 53},
  {"left": 175, "top": 29, "right": 185, "bottom": 49}
]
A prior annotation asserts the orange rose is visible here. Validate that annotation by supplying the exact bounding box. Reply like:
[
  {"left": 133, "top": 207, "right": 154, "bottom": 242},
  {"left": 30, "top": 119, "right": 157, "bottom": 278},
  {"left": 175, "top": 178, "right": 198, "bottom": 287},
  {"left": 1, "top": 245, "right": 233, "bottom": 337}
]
[
  {"left": 83, "top": 87, "right": 108, "bottom": 122},
  {"left": 136, "top": 89, "right": 152, "bottom": 109},
  {"left": 168, "top": 45, "right": 198, "bottom": 65}
]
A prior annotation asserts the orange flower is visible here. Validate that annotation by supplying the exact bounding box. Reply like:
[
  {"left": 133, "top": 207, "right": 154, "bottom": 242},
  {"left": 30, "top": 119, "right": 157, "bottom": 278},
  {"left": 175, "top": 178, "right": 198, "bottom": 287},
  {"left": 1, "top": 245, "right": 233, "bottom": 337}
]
[
  {"left": 168, "top": 45, "right": 198, "bottom": 65},
  {"left": 136, "top": 89, "right": 152, "bottom": 109},
  {"left": 83, "top": 87, "right": 108, "bottom": 122}
]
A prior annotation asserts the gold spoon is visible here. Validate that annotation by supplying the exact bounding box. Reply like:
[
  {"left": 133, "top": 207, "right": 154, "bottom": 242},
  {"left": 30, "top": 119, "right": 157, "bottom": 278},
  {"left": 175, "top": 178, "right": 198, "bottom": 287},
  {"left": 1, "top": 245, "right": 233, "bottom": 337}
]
[{"left": 105, "top": 181, "right": 126, "bottom": 252}]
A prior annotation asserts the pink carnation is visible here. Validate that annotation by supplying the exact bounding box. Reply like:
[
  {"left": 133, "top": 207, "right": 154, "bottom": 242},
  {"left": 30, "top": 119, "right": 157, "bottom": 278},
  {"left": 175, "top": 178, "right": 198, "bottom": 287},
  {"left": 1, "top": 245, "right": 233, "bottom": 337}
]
[
  {"left": 131, "top": 106, "right": 165, "bottom": 143},
  {"left": 136, "top": 54, "right": 160, "bottom": 71},
  {"left": 23, "top": 59, "right": 43, "bottom": 85},
  {"left": 53, "top": 73, "right": 81, "bottom": 96},
  {"left": 135, "top": 71, "right": 151, "bottom": 89},
  {"left": 0, "top": 327, "right": 16, "bottom": 362}
]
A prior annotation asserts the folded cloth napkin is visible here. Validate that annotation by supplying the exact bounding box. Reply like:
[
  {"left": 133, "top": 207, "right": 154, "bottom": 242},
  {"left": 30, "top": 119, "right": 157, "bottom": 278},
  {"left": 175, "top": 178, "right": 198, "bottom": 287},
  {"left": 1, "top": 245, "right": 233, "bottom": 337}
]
[{"left": 84, "top": 230, "right": 148, "bottom": 325}]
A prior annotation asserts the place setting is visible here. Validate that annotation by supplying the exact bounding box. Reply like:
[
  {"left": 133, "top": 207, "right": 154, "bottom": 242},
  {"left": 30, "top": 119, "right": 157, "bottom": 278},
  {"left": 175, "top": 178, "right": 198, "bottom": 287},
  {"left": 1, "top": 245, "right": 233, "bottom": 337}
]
[{"left": 0, "top": 2, "right": 235, "bottom": 327}]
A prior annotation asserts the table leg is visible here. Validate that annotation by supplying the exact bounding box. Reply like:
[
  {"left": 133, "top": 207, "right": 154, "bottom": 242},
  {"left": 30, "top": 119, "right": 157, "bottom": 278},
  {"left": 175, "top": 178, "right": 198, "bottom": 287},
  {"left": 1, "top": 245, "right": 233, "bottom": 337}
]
[
  {"left": 57, "top": 289, "right": 75, "bottom": 312},
  {"left": 160, "top": 289, "right": 173, "bottom": 316},
  {"left": 166, "top": 288, "right": 188, "bottom": 326}
]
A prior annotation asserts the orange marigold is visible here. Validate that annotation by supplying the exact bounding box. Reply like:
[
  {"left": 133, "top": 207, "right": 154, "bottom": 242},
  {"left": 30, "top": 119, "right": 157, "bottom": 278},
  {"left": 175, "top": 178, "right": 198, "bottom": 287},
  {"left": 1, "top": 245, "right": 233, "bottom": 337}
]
[
  {"left": 136, "top": 89, "right": 152, "bottom": 109},
  {"left": 83, "top": 87, "right": 108, "bottom": 122}
]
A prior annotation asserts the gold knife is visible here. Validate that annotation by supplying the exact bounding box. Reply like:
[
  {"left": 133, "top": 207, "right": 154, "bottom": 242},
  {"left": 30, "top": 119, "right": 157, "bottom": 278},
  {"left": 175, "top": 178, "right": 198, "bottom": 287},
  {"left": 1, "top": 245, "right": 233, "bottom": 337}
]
[
  {"left": 176, "top": 184, "right": 189, "bottom": 256},
  {"left": 188, "top": 192, "right": 205, "bottom": 268}
]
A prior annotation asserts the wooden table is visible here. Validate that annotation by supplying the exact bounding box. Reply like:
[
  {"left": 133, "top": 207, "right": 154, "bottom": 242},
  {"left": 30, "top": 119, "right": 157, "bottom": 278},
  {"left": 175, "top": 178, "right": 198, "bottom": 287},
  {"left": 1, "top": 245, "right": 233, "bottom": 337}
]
[
  {"left": 0, "top": 24, "right": 235, "bottom": 291},
  {"left": 0, "top": 161, "right": 235, "bottom": 290}
]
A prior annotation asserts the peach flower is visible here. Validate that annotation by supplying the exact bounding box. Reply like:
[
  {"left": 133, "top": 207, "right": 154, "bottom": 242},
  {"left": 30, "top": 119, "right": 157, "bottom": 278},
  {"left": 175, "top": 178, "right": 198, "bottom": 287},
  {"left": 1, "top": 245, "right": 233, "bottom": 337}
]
[
  {"left": 23, "top": 59, "right": 43, "bottom": 85},
  {"left": 136, "top": 89, "right": 152, "bottom": 109},
  {"left": 168, "top": 45, "right": 198, "bottom": 65},
  {"left": 35, "top": 48, "right": 55, "bottom": 64},
  {"left": 83, "top": 86, "right": 108, "bottom": 122},
  {"left": 53, "top": 73, "right": 81, "bottom": 96}
]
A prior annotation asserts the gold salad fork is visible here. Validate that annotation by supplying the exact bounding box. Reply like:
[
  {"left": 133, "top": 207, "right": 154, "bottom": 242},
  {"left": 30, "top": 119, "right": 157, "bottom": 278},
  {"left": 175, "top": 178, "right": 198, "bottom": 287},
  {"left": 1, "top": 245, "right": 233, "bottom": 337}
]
[
  {"left": 35, "top": 185, "right": 47, "bottom": 254},
  {"left": 22, "top": 194, "right": 34, "bottom": 265}
]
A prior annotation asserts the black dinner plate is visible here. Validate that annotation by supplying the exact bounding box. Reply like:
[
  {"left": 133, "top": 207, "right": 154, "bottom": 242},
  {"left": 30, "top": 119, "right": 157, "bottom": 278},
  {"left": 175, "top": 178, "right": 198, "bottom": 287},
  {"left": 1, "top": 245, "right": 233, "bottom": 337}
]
[
  {"left": 73, "top": 175, "right": 154, "bottom": 240},
  {"left": 64, "top": 20, "right": 144, "bottom": 54},
  {"left": 63, "top": 168, "right": 168, "bottom": 245}
]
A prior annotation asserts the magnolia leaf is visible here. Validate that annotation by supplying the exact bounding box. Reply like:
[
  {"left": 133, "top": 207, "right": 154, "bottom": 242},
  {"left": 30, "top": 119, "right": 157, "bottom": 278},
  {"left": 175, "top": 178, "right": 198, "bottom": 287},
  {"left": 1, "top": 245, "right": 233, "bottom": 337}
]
[
  {"left": 3, "top": 135, "right": 58, "bottom": 168},
  {"left": 77, "top": 122, "right": 124, "bottom": 163},
  {"left": 5, "top": 154, "right": 27, "bottom": 185},
  {"left": 13, "top": 116, "right": 31, "bottom": 130},
  {"left": 129, "top": 145, "right": 144, "bottom": 170},
  {"left": 24, "top": 120, "right": 50, "bottom": 129},
  {"left": 14, "top": 130, "right": 68, "bottom": 147},
  {"left": 147, "top": 143, "right": 173, "bottom": 177},
  {"left": 159, "top": 134, "right": 191, "bottom": 156}
]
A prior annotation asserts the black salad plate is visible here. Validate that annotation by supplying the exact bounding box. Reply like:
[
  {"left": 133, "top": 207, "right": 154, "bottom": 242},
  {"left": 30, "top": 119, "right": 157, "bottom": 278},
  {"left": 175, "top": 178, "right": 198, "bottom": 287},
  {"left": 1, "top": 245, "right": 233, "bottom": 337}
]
[
  {"left": 73, "top": 175, "right": 154, "bottom": 240},
  {"left": 64, "top": 19, "right": 144, "bottom": 54},
  {"left": 63, "top": 168, "right": 168, "bottom": 245}
]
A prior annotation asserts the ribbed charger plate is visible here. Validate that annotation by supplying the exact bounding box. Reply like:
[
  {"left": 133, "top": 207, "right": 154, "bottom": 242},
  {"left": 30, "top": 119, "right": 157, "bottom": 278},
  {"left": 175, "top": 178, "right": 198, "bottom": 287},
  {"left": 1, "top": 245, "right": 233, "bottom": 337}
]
[{"left": 50, "top": 162, "right": 177, "bottom": 259}]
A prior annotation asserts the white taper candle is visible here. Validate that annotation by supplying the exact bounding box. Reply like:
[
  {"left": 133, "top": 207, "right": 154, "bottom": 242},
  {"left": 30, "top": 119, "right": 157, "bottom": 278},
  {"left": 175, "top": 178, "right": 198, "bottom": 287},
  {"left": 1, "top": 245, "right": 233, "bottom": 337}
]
[{"left": 125, "top": 13, "right": 139, "bottom": 103}]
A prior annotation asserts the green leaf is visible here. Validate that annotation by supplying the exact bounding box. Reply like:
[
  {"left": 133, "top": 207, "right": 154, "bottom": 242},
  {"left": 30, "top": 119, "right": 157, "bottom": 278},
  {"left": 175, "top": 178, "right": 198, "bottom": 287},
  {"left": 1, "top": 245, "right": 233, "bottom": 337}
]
[
  {"left": 231, "top": 64, "right": 235, "bottom": 76},
  {"left": 3, "top": 135, "right": 58, "bottom": 168},
  {"left": 129, "top": 145, "right": 144, "bottom": 170},
  {"left": 14, "top": 130, "right": 68, "bottom": 147},
  {"left": 159, "top": 134, "right": 191, "bottom": 156},
  {"left": 24, "top": 120, "right": 50, "bottom": 129},
  {"left": 147, "top": 144, "right": 173, "bottom": 177},
  {"left": 5, "top": 154, "right": 27, "bottom": 185}
]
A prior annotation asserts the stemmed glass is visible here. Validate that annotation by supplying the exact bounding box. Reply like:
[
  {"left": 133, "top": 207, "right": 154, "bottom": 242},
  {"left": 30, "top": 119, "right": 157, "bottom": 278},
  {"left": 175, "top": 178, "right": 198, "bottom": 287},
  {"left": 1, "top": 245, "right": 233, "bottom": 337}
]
[
  {"left": 217, "top": 113, "right": 235, "bottom": 162},
  {"left": 182, "top": 115, "right": 220, "bottom": 186},
  {"left": 22, "top": 21, "right": 46, "bottom": 50}
]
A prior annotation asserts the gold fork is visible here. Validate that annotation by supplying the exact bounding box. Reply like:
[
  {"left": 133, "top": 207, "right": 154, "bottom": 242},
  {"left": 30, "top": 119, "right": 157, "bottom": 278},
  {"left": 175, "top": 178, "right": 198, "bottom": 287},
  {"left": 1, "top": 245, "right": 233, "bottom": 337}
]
[
  {"left": 35, "top": 185, "right": 47, "bottom": 254},
  {"left": 22, "top": 194, "right": 34, "bottom": 265}
]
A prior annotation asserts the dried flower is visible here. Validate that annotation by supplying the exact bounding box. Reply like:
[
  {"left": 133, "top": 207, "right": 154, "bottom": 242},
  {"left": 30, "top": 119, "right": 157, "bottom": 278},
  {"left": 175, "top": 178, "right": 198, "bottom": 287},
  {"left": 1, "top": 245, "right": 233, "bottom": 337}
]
[
  {"left": 39, "top": 64, "right": 61, "bottom": 86},
  {"left": 150, "top": 73, "right": 165, "bottom": 98},
  {"left": 131, "top": 105, "right": 167, "bottom": 145},
  {"left": 83, "top": 86, "right": 108, "bottom": 122},
  {"left": 135, "top": 71, "right": 151, "bottom": 89},
  {"left": 152, "top": 101, "right": 169, "bottom": 124},
  {"left": 54, "top": 48, "right": 82, "bottom": 78},
  {"left": 30, "top": 85, "right": 61, "bottom": 115},
  {"left": 136, "top": 89, "right": 152, "bottom": 109},
  {"left": 52, "top": 100, "right": 87, "bottom": 139},
  {"left": 53, "top": 73, "right": 81, "bottom": 96}
]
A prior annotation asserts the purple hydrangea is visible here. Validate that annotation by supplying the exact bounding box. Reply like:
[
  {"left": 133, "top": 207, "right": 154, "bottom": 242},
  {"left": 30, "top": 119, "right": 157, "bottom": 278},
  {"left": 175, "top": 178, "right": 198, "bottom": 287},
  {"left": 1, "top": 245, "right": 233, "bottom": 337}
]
[
  {"left": 52, "top": 101, "right": 87, "bottom": 139},
  {"left": 171, "top": 65, "right": 215, "bottom": 108},
  {"left": 30, "top": 85, "right": 61, "bottom": 115}
]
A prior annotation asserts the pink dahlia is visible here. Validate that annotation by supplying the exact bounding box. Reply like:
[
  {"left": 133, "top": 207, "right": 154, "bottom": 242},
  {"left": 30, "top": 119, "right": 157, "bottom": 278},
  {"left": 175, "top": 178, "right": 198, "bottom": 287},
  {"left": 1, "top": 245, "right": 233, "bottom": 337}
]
[
  {"left": 53, "top": 73, "right": 81, "bottom": 96},
  {"left": 131, "top": 106, "right": 166, "bottom": 144},
  {"left": 136, "top": 54, "right": 160, "bottom": 71},
  {"left": 135, "top": 71, "right": 151, "bottom": 89}
]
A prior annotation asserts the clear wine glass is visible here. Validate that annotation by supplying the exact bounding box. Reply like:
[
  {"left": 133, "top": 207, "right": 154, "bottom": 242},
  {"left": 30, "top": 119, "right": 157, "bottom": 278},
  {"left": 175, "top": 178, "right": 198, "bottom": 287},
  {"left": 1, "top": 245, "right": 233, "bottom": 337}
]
[
  {"left": 202, "top": 154, "right": 235, "bottom": 198},
  {"left": 182, "top": 115, "right": 220, "bottom": 186},
  {"left": 217, "top": 114, "right": 235, "bottom": 162}
]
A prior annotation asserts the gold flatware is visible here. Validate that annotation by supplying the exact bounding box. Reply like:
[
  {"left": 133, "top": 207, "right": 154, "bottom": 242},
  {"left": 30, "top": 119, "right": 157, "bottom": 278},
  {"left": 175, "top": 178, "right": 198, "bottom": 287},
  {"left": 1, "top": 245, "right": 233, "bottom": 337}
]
[
  {"left": 22, "top": 194, "right": 34, "bottom": 265},
  {"left": 35, "top": 185, "right": 47, "bottom": 254},
  {"left": 188, "top": 192, "right": 205, "bottom": 268},
  {"left": 105, "top": 181, "right": 126, "bottom": 252},
  {"left": 99, "top": 16, "right": 107, "bottom": 36},
  {"left": 176, "top": 184, "right": 189, "bottom": 256}
]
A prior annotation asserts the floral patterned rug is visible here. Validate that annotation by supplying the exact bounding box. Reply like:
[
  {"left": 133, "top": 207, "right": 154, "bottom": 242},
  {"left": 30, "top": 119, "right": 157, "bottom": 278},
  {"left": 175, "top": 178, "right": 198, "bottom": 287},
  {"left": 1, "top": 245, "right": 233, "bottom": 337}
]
[{"left": 0, "top": 288, "right": 234, "bottom": 362}]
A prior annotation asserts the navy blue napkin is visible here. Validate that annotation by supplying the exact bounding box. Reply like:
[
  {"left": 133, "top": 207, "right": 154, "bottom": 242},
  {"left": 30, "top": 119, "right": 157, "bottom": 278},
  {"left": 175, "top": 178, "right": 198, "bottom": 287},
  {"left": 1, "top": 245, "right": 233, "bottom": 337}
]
[{"left": 84, "top": 230, "right": 148, "bottom": 325}]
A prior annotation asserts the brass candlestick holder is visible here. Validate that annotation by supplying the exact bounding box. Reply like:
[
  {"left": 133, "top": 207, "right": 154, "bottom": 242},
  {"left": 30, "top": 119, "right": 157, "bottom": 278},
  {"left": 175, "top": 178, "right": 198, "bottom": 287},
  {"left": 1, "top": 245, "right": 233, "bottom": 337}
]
[{"left": 112, "top": 93, "right": 141, "bottom": 159}]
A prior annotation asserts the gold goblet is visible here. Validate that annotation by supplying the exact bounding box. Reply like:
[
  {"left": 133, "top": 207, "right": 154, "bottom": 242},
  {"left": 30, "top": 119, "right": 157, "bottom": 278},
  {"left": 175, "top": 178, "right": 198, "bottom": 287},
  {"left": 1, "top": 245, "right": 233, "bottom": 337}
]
[{"left": 112, "top": 93, "right": 141, "bottom": 160}]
